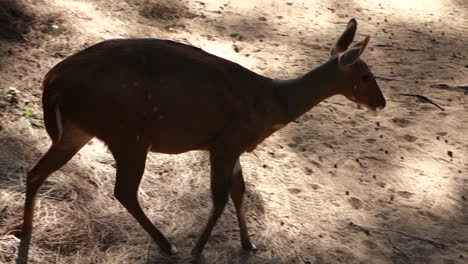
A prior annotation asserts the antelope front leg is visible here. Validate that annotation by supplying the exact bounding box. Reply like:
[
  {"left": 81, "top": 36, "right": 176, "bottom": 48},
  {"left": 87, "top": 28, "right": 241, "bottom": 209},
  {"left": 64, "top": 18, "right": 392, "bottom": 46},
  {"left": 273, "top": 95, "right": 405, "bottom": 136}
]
[
  {"left": 109, "top": 140, "right": 176, "bottom": 255},
  {"left": 230, "top": 159, "right": 257, "bottom": 252},
  {"left": 191, "top": 150, "right": 236, "bottom": 257}
]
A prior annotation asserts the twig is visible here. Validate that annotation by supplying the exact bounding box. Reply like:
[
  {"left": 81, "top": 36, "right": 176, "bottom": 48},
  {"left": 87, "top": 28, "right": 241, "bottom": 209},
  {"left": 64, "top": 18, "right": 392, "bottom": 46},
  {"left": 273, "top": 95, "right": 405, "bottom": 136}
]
[
  {"left": 374, "top": 44, "right": 392, "bottom": 48},
  {"left": 399, "top": 93, "right": 445, "bottom": 111},
  {"left": 407, "top": 48, "right": 426, "bottom": 52},
  {"left": 443, "top": 64, "right": 466, "bottom": 75},
  {"left": 348, "top": 222, "right": 446, "bottom": 249},
  {"left": 375, "top": 76, "right": 401, "bottom": 82},
  {"left": 408, "top": 29, "right": 423, "bottom": 34},
  {"left": 382, "top": 228, "right": 446, "bottom": 249},
  {"left": 348, "top": 221, "right": 371, "bottom": 235},
  {"left": 362, "top": 156, "right": 387, "bottom": 163},
  {"left": 386, "top": 233, "right": 411, "bottom": 259},
  {"left": 430, "top": 83, "right": 468, "bottom": 93}
]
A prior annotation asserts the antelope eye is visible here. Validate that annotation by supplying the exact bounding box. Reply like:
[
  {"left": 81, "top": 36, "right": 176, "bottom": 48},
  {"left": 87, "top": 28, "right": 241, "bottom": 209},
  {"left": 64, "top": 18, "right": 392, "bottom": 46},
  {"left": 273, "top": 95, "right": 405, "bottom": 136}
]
[{"left": 361, "top": 75, "right": 372, "bottom": 81}]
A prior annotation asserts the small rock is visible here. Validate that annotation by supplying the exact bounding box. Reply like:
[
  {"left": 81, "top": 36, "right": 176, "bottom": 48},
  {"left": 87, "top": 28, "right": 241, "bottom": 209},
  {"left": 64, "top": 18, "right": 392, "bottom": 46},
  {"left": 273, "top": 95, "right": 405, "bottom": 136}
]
[
  {"left": 403, "top": 134, "right": 418, "bottom": 142},
  {"left": 288, "top": 188, "right": 302, "bottom": 194},
  {"left": 348, "top": 197, "right": 363, "bottom": 209},
  {"left": 310, "top": 184, "right": 320, "bottom": 190},
  {"left": 376, "top": 182, "right": 386, "bottom": 188},
  {"left": 292, "top": 136, "right": 303, "bottom": 144},
  {"left": 362, "top": 240, "right": 378, "bottom": 250}
]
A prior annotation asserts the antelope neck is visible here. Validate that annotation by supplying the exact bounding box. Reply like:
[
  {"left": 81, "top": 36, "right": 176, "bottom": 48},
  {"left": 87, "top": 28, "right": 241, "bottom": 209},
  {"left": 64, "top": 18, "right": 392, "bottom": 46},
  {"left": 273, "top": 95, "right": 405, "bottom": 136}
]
[{"left": 272, "top": 58, "right": 342, "bottom": 123}]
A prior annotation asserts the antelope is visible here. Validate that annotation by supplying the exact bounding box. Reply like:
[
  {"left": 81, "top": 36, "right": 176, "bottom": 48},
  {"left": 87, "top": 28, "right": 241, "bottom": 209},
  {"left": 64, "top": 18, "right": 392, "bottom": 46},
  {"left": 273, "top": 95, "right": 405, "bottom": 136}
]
[{"left": 17, "top": 18, "right": 385, "bottom": 258}]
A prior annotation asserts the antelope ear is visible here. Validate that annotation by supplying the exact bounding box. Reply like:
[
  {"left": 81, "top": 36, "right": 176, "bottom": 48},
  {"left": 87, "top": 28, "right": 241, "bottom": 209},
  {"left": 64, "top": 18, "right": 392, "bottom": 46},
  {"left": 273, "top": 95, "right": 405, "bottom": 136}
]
[
  {"left": 331, "top": 18, "right": 357, "bottom": 56},
  {"left": 349, "top": 35, "right": 371, "bottom": 55},
  {"left": 338, "top": 47, "right": 361, "bottom": 68},
  {"left": 359, "top": 35, "right": 370, "bottom": 55}
]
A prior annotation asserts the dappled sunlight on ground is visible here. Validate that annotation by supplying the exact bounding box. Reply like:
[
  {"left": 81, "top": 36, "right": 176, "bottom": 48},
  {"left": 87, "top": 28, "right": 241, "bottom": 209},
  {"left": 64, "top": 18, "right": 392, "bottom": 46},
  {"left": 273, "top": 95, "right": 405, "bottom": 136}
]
[{"left": 0, "top": 0, "right": 466, "bottom": 263}]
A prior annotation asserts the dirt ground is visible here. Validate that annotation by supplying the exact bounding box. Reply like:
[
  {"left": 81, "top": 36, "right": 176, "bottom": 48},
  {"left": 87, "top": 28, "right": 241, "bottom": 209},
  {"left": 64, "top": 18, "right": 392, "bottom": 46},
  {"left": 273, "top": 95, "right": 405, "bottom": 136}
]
[{"left": 0, "top": 0, "right": 467, "bottom": 263}]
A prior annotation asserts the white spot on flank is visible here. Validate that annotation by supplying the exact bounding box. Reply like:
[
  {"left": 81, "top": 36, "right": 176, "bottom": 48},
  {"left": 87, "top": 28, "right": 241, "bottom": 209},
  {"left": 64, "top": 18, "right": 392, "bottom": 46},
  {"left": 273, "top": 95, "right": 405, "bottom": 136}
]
[
  {"left": 136, "top": 135, "right": 140, "bottom": 141},
  {"left": 232, "top": 159, "right": 241, "bottom": 176}
]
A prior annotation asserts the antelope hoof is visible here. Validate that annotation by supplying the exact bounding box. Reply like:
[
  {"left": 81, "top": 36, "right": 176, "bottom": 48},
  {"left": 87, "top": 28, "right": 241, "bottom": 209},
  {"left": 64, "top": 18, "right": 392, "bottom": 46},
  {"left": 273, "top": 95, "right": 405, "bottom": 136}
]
[
  {"left": 242, "top": 240, "right": 258, "bottom": 253},
  {"left": 190, "top": 247, "right": 201, "bottom": 258},
  {"left": 190, "top": 253, "right": 206, "bottom": 264},
  {"left": 160, "top": 243, "right": 177, "bottom": 255},
  {"left": 169, "top": 245, "right": 178, "bottom": 255}
]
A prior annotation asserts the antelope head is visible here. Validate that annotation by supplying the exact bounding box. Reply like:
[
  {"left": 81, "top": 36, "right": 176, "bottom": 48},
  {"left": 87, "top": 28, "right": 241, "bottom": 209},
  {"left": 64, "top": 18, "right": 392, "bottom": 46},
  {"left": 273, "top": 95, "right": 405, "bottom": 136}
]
[{"left": 331, "top": 18, "right": 386, "bottom": 111}]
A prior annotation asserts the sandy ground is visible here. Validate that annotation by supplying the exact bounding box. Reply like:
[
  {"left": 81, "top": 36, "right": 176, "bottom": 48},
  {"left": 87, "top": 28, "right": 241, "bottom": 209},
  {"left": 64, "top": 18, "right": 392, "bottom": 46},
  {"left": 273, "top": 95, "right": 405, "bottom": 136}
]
[{"left": 0, "top": 0, "right": 467, "bottom": 263}]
